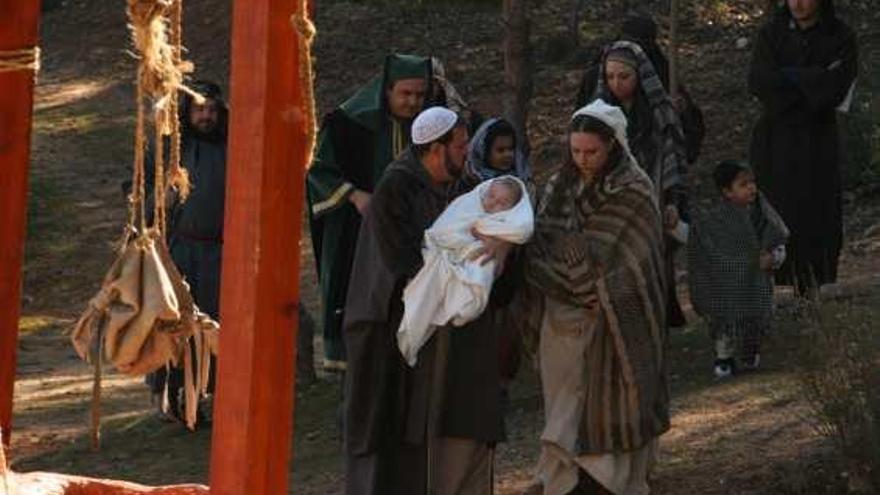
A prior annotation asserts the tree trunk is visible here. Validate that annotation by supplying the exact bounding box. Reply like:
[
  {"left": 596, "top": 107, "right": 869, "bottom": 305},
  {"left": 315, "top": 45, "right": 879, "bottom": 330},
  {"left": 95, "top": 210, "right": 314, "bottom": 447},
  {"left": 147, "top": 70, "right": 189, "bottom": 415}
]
[
  {"left": 669, "top": 0, "right": 679, "bottom": 98},
  {"left": 502, "top": 0, "right": 533, "bottom": 156},
  {"left": 569, "top": 0, "right": 588, "bottom": 49}
]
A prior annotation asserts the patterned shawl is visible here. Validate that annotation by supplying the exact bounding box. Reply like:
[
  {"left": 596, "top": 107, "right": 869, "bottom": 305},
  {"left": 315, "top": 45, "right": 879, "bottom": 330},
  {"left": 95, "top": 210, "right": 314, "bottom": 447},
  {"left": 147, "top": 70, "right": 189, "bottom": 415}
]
[
  {"left": 688, "top": 193, "right": 790, "bottom": 323},
  {"left": 594, "top": 41, "right": 687, "bottom": 207},
  {"left": 464, "top": 118, "right": 531, "bottom": 183},
  {"left": 524, "top": 152, "right": 669, "bottom": 453}
]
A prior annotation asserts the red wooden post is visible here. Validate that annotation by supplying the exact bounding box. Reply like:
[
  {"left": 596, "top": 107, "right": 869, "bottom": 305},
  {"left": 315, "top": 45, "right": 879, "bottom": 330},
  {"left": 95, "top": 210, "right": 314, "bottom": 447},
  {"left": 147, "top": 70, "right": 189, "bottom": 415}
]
[
  {"left": 0, "top": 0, "right": 42, "bottom": 449},
  {"left": 208, "top": 0, "right": 309, "bottom": 493}
]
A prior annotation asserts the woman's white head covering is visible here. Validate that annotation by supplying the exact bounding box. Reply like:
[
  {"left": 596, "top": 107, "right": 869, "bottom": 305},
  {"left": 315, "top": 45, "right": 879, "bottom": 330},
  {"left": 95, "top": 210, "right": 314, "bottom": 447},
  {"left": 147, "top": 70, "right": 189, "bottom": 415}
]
[{"left": 571, "top": 99, "right": 637, "bottom": 166}]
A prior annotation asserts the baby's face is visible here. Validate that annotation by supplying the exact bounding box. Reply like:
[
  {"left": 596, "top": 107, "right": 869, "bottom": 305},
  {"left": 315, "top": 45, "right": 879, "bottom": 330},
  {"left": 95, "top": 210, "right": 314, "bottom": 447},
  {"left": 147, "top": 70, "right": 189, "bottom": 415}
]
[{"left": 482, "top": 182, "right": 518, "bottom": 214}]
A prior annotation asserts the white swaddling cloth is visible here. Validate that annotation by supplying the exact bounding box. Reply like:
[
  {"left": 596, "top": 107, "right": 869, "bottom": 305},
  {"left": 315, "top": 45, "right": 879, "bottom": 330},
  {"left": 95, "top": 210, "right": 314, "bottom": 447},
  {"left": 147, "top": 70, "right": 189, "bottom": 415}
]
[{"left": 397, "top": 176, "right": 534, "bottom": 366}]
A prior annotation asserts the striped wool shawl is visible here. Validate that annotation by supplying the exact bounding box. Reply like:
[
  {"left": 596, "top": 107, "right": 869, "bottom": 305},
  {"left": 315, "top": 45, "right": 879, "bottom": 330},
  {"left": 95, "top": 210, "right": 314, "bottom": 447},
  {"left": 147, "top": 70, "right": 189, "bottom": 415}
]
[{"left": 525, "top": 157, "right": 670, "bottom": 453}]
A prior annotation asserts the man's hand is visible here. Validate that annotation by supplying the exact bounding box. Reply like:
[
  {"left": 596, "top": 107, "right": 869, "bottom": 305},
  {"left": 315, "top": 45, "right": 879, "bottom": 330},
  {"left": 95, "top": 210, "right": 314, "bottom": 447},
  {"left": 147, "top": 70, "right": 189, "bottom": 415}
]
[
  {"left": 671, "top": 93, "right": 686, "bottom": 113},
  {"left": 759, "top": 251, "right": 774, "bottom": 272},
  {"left": 469, "top": 231, "right": 514, "bottom": 276},
  {"left": 349, "top": 189, "right": 372, "bottom": 215},
  {"left": 664, "top": 205, "right": 680, "bottom": 230},
  {"left": 584, "top": 294, "right": 600, "bottom": 313}
]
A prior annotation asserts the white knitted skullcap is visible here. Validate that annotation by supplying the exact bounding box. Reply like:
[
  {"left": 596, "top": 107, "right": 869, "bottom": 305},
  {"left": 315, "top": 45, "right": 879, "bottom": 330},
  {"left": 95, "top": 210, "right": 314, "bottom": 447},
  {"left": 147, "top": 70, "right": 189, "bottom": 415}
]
[{"left": 411, "top": 106, "right": 458, "bottom": 145}]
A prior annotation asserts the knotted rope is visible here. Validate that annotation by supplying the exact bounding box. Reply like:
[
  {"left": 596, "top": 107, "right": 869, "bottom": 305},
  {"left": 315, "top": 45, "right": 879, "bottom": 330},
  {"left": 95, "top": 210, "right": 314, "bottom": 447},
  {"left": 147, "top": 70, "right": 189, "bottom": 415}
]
[
  {"left": 86, "top": 0, "right": 204, "bottom": 447},
  {"left": 291, "top": 0, "right": 318, "bottom": 165},
  {"left": 127, "top": 0, "right": 198, "bottom": 241},
  {"left": 0, "top": 47, "right": 40, "bottom": 74}
]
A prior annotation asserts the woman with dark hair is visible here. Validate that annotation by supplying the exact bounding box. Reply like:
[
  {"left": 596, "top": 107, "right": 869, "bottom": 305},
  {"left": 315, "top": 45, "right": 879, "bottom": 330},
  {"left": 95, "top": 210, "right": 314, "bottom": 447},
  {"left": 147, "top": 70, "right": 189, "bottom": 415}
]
[
  {"left": 574, "top": 15, "right": 704, "bottom": 166},
  {"left": 522, "top": 100, "right": 668, "bottom": 495},
  {"left": 748, "top": 0, "right": 857, "bottom": 296},
  {"left": 593, "top": 41, "right": 686, "bottom": 219},
  {"left": 593, "top": 40, "right": 689, "bottom": 328}
]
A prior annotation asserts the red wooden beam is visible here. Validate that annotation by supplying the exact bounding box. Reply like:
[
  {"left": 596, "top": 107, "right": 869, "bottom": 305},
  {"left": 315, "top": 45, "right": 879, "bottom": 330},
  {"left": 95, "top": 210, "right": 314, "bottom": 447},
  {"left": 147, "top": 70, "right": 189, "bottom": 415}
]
[
  {"left": 0, "top": 0, "right": 42, "bottom": 449},
  {"left": 208, "top": 0, "right": 309, "bottom": 493}
]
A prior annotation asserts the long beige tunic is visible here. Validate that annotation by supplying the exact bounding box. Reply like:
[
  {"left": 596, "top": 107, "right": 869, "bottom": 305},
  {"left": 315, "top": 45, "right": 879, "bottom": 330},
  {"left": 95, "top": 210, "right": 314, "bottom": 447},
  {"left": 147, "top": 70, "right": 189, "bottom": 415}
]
[{"left": 536, "top": 297, "right": 657, "bottom": 495}]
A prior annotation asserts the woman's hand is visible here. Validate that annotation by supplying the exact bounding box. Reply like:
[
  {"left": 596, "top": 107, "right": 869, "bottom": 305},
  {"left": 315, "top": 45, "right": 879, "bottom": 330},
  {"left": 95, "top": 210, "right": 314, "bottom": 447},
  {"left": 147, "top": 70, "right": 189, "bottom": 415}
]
[
  {"left": 759, "top": 251, "right": 774, "bottom": 271},
  {"left": 664, "top": 205, "right": 680, "bottom": 230}
]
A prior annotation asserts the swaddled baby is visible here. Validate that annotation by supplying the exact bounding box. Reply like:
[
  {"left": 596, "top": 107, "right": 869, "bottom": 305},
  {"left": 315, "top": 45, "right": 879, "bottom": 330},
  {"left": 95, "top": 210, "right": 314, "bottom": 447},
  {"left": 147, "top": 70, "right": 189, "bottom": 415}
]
[{"left": 397, "top": 176, "right": 534, "bottom": 366}]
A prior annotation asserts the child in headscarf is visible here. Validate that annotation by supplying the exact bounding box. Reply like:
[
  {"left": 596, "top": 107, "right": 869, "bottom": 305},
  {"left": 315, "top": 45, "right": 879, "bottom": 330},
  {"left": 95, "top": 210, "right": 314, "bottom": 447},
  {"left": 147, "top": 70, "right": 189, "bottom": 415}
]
[
  {"left": 687, "top": 160, "right": 789, "bottom": 378},
  {"left": 465, "top": 118, "right": 531, "bottom": 183},
  {"left": 397, "top": 175, "right": 534, "bottom": 366},
  {"left": 459, "top": 117, "right": 532, "bottom": 399}
]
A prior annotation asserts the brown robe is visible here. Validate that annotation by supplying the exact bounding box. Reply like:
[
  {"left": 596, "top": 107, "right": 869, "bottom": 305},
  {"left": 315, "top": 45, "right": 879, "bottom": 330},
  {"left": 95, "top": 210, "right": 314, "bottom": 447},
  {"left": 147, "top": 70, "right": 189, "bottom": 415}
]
[{"left": 343, "top": 150, "right": 509, "bottom": 495}]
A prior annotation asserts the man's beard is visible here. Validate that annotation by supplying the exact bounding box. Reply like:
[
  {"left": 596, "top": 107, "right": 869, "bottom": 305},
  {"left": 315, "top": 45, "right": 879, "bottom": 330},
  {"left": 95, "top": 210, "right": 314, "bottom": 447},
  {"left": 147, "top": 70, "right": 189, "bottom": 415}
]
[
  {"left": 444, "top": 147, "right": 462, "bottom": 179},
  {"left": 189, "top": 120, "right": 222, "bottom": 142}
]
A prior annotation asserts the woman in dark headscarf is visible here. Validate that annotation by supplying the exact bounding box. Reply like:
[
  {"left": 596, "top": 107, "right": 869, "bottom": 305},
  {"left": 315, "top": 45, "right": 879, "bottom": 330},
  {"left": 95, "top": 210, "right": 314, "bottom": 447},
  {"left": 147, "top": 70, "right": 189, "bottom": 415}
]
[
  {"left": 748, "top": 0, "right": 857, "bottom": 295},
  {"left": 575, "top": 14, "right": 669, "bottom": 107},
  {"left": 464, "top": 117, "right": 530, "bottom": 184},
  {"left": 593, "top": 40, "right": 689, "bottom": 327},
  {"left": 575, "top": 14, "right": 705, "bottom": 165},
  {"left": 594, "top": 41, "right": 687, "bottom": 213},
  {"left": 460, "top": 117, "right": 532, "bottom": 398}
]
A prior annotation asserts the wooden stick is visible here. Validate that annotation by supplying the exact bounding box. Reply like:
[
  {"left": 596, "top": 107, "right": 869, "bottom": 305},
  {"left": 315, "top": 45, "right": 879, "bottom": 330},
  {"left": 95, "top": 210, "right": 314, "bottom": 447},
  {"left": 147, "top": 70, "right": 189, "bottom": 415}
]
[
  {"left": 90, "top": 337, "right": 103, "bottom": 451},
  {"left": 0, "top": 0, "right": 42, "bottom": 450}
]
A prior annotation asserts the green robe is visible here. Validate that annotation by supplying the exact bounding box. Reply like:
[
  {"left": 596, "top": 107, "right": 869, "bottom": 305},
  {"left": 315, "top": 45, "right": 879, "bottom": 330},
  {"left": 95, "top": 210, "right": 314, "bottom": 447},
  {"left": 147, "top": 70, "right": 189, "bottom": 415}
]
[{"left": 306, "top": 54, "right": 432, "bottom": 364}]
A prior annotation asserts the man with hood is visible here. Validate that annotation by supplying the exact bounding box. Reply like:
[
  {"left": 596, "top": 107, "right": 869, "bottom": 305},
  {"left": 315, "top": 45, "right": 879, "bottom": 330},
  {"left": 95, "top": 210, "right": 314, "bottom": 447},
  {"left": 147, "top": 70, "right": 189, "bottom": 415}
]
[
  {"left": 748, "top": 0, "right": 857, "bottom": 296},
  {"left": 306, "top": 54, "right": 434, "bottom": 371},
  {"left": 144, "top": 80, "right": 228, "bottom": 423}
]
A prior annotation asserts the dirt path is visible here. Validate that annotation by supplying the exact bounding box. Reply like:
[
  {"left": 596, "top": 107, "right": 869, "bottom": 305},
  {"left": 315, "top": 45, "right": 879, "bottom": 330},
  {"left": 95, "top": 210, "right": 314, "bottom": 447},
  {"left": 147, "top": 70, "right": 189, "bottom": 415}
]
[{"left": 9, "top": 0, "right": 878, "bottom": 493}]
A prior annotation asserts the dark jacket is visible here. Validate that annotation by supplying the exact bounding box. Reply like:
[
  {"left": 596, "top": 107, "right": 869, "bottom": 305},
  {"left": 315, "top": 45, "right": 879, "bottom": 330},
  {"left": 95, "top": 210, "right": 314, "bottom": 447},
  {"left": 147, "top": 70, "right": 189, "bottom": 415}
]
[
  {"left": 344, "top": 150, "right": 511, "bottom": 461},
  {"left": 748, "top": 0, "right": 857, "bottom": 287}
]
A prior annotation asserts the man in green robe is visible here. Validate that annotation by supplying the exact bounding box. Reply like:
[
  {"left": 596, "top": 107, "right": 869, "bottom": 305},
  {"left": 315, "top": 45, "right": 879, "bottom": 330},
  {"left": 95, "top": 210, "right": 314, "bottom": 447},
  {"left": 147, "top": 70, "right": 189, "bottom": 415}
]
[{"left": 306, "top": 54, "right": 434, "bottom": 370}]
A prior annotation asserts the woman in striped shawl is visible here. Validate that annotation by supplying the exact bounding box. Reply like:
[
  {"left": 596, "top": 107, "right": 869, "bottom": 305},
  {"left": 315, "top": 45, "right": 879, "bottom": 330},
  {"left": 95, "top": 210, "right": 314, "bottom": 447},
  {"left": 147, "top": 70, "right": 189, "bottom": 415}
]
[
  {"left": 593, "top": 40, "right": 686, "bottom": 214},
  {"left": 593, "top": 40, "right": 689, "bottom": 328},
  {"left": 523, "top": 100, "right": 669, "bottom": 495}
]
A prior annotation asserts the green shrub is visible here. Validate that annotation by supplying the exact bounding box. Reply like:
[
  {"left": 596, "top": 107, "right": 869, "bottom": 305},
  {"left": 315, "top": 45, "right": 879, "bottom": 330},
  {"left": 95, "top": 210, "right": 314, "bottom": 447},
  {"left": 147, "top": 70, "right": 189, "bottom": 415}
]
[{"left": 796, "top": 298, "right": 880, "bottom": 493}]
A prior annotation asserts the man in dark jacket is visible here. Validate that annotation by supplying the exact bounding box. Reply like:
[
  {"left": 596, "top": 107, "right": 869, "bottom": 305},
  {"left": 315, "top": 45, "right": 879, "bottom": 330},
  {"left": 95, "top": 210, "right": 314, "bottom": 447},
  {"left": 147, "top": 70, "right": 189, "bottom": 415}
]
[
  {"left": 145, "top": 80, "right": 227, "bottom": 422},
  {"left": 748, "top": 0, "right": 857, "bottom": 296},
  {"left": 343, "top": 107, "right": 513, "bottom": 495}
]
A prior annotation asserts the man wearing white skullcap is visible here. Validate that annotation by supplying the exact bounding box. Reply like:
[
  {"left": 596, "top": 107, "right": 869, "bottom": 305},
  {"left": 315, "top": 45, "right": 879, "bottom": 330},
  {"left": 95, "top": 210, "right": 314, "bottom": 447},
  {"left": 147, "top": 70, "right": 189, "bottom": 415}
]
[{"left": 342, "top": 106, "right": 512, "bottom": 494}]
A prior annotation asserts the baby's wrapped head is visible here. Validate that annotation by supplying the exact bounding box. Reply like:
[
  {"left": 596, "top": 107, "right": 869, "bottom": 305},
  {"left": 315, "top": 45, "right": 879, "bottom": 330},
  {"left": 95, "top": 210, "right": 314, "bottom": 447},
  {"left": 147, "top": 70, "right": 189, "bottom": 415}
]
[{"left": 481, "top": 176, "right": 523, "bottom": 214}]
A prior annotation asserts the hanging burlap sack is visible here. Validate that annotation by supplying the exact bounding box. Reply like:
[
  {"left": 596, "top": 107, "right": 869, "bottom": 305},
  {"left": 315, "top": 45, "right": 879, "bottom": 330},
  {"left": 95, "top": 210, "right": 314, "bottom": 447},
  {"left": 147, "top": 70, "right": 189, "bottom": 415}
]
[
  {"left": 70, "top": 0, "right": 218, "bottom": 436},
  {"left": 70, "top": 229, "right": 218, "bottom": 430}
]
